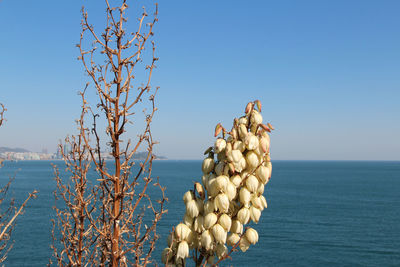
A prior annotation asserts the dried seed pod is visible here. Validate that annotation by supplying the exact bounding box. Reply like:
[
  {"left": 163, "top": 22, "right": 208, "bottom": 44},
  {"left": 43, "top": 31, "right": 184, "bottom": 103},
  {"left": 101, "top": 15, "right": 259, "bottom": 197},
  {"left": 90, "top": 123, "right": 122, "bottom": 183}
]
[
  {"left": 214, "top": 123, "right": 222, "bottom": 137},
  {"left": 195, "top": 182, "right": 205, "bottom": 199},
  {"left": 245, "top": 102, "right": 253, "bottom": 114}
]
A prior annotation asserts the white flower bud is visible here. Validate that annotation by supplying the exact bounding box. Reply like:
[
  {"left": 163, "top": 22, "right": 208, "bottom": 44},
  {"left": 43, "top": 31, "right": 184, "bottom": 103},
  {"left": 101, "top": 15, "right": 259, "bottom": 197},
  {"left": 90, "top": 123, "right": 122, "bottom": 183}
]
[
  {"left": 207, "top": 178, "right": 219, "bottom": 197},
  {"left": 239, "top": 187, "right": 251, "bottom": 206},
  {"left": 194, "top": 215, "right": 205, "bottom": 232},
  {"left": 245, "top": 151, "right": 260, "bottom": 169},
  {"left": 215, "top": 175, "right": 229, "bottom": 192},
  {"left": 204, "top": 213, "right": 218, "bottom": 230},
  {"left": 211, "top": 223, "right": 227, "bottom": 244},
  {"left": 215, "top": 193, "right": 229, "bottom": 213},
  {"left": 237, "top": 207, "right": 250, "bottom": 224},
  {"left": 233, "top": 140, "right": 246, "bottom": 152},
  {"left": 216, "top": 243, "right": 228, "bottom": 259},
  {"left": 245, "top": 228, "right": 259, "bottom": 244},
  {"left": 233, "top": 157, "right": 246, "bottom": 173},
  {"left": 244, "top": 133, "right": 259, "bottom": 151},
  {"left": 250, "top": 206, "right": 261, "bottom": 223},
  {"left": 260, "top": 195, "right": 268, "bottom": 209},
  {"left": 230, "top": 175, "right": 242, "bottom": 187},
  {"left": 202, "top": 157, "right": 215, "bottom": 174},
  {"left": 214, "top": 138, "right": 226, "bottom": 153},
  {"left": 259, "top": 135, "right": 270, "bottom": 153},
  {"left": 226, "top": 182, "right": 236, "bottom": 201},
  {"left": 186, "top": 199, "right": 199, "bottom": 218},
  {"left": 227, "top": 233, "right": 240, "bottom": 246},
  {"left": 264, "top": 161, "right": 272, "bottom": 178},
  {"left": 256, "top": 165, "right": 270, "bottom": 185},
  {"left": 183, "top": 190, "right": 194, "bottom": 204},
  {"left": 250, "top": 110, "right": 263, "bottom": 125},
  {"left": 201, "top": 230, "right": 214, "bottom": 250},
  {"left": 231, "top": 150, "right": 243, "bottom": 163},
  {"left": 251, "top": 194, "right": 263, "bottom": 210},
  {"left": 218, "top": 213, "right": 232, "bottom": 232},
  {"left": 161, "top": 247, "right": 173, "bottom": 264},
  {"left": 183, "top": 212, "right": 194, "bottom": 226},
  {"left": 258, "top": 183, "right": 265, "bottom": 195},
  {"left": 215, "top": 161, "right": 225, "bottom": 176},
  {"left": 175, "top": 223, "right": 191, "bottom": 241},
  {"left": 239, "top": 237, "right": 251, "bottom": 252},
  {"left": 203, "top": 173, "right": 216, "bottom": 191},
  {"left": 204, "top": 199, "right": 216, "bottom": 214},
  {"left": 245, "top": 175, "right": 259, "bottom": 193},
  {"left": 238, "top": 124, "right": 248, "bottom": 140},
  {"left": 176, "top": 240, "right": 189, "bottom": 260},
  {"left": 230, "top": 219, "right": 243, "bottom": 234},
  {"left": 238, "top": 116, "right": 248, "bottom": 125}
]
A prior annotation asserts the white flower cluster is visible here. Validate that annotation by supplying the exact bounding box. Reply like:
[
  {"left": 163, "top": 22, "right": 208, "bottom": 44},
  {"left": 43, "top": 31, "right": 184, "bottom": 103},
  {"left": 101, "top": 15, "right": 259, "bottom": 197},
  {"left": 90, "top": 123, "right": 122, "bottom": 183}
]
[{"left": 162, "top": 101, "right": 273, "bottom": 266}]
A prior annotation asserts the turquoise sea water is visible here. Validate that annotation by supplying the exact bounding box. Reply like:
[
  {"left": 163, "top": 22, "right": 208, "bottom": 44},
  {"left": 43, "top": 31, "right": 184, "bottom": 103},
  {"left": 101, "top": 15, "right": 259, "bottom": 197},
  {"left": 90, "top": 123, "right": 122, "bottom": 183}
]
[{"left": 0, "top": 160, "right": 399, "bottom": 266}]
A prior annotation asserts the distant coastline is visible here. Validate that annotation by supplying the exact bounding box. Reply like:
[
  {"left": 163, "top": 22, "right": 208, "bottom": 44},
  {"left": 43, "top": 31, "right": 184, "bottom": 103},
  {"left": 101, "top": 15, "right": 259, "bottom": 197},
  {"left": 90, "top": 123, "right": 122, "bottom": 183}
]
[{"left": 0, "top": 147, "right": 167, "bottom": 161}]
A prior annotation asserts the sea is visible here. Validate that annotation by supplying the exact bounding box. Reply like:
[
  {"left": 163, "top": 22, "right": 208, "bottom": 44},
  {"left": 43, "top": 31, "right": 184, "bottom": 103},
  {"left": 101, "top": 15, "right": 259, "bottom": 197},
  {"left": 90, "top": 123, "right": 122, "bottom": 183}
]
[{"left": 0, "top": 160, "right": 399, "bottom": 266}]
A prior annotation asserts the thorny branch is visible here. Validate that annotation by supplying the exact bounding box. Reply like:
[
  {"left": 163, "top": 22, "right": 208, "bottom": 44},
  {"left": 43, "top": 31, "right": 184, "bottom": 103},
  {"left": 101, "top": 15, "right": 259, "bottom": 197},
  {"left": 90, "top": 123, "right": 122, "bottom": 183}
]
[
  {"left": 0, "top": 103, "right": 37, "bottom": 263},
  {"left": 51, "top": 1, "right": 166, "bottom": 266}
]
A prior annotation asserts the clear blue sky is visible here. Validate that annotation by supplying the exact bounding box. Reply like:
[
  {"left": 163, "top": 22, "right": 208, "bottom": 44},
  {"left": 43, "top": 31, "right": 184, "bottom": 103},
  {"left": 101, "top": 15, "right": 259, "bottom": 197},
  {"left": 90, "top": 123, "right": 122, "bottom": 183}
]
[{"left": 0, "top": 0, "right": 399, "bottom": 160}]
